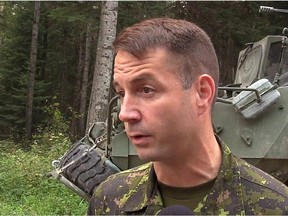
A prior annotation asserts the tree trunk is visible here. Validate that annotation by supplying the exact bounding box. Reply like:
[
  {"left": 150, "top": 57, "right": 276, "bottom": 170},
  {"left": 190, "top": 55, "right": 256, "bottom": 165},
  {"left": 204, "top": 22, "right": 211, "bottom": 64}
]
[
  {"left": 59, "top": 31, "right": 67, "bottom": 112},
  {"left": 86, "top": 1, "right": 118, "bottom": 130},
  {"left": 79, "top": 23, "right": 92, "bottom": 136},
  {"left": 25, "top": 1, "right": 41, "bottom": 138},
  {"left": 40, "top": 10, "right": 48, "bottom": 80},
  {"left": 71, "top": 29, "right": 85, "bottom": 140}
]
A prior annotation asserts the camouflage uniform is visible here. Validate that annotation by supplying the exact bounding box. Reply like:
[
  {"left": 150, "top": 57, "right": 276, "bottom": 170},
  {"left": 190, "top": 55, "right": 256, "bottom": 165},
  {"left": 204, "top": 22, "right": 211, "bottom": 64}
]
[{"left": 88, "top": 138, "right": 288, "bottom": 215}]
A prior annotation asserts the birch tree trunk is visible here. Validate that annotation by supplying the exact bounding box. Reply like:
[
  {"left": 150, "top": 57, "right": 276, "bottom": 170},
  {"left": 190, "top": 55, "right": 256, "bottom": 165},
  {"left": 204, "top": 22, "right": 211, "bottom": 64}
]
[
  {"left": 86, "top": 1, "right": 118, "bottom": 130},
  {"left": 25, "top": 1, "right": 41, "bottom": 138},
  {"left": 79, "top": 23, "right": 92, "bottom": 136}
]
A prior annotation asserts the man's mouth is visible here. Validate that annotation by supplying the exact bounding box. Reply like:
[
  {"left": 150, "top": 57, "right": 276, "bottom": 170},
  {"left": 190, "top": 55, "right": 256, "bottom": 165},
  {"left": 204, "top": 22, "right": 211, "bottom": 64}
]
[{"left": 128, "top": 134, "right": 151, "bottom": 146}]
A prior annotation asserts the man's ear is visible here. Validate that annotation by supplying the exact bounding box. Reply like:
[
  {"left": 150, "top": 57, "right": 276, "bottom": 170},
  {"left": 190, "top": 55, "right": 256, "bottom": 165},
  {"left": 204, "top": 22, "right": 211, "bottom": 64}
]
[{"left": 194, "top": 74, "right": 216, "bottom": 116}]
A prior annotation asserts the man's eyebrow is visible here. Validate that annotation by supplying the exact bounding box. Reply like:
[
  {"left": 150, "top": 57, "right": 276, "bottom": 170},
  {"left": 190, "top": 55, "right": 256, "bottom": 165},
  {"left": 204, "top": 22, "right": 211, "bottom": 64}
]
[
  {"left": 113, "top": 73, "right": 156, "bottom": 90},
  {"left": 130, "top": 74, "right": 156, "bottom": 84}
]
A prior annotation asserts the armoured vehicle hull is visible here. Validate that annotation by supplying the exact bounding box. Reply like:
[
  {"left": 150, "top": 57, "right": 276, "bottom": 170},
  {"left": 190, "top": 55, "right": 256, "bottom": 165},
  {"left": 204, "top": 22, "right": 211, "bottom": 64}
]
[{"left": 213, "top": 86, "right": 288, "bottom": 184}]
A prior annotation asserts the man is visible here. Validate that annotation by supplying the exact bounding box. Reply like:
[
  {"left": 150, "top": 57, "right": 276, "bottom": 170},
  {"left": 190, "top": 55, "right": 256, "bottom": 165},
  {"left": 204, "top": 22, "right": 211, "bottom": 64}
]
[{"left": 88, "top": 18, "right": 288, "bottom": 215}]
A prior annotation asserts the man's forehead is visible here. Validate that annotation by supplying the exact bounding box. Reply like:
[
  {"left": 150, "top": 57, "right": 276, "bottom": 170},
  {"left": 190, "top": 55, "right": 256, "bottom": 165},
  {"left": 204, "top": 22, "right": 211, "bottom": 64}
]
[
  {"left": 113, "top": 48, "right": 180, "bottom": 88},
  {"left": 114, "top": 49, "right": 140, "bottom": 65},
  {"left": 113, "top": 51, "right": 143, "bottom": 78}
]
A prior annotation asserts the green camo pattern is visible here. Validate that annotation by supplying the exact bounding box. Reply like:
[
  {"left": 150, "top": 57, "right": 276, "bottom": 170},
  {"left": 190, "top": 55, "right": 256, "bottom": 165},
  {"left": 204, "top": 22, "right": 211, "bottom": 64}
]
[{"left": 88, "top": 138, "right": 288, "bottom": 215}]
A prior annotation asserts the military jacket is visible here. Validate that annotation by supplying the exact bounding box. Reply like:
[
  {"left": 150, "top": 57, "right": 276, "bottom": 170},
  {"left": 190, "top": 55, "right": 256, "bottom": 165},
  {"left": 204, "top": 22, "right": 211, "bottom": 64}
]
[{"left": 88, "top": 141, "right": 288, "bottom": 215}]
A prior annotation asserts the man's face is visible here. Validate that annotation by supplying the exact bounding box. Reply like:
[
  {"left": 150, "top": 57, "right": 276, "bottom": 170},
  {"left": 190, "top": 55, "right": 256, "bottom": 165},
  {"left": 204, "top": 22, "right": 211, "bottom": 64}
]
[{"left": 113, "top": 48, "right": 198, "bottom": 162}]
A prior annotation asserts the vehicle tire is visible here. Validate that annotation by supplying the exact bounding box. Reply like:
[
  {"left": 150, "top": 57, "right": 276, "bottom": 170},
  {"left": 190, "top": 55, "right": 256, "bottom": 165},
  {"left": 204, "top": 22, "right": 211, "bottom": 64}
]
[{"left": 59, "top": 141, "right": 118, "bottom": 196}]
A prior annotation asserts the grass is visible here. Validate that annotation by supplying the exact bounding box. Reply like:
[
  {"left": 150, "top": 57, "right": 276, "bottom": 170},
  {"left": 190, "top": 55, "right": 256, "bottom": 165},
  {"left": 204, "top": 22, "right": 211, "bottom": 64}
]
[{"left": 0, "top": 132, "right": 87, "bottom": 215}]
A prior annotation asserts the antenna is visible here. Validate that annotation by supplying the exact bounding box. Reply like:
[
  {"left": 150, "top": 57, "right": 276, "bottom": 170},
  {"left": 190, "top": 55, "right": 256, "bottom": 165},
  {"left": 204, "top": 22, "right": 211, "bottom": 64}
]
[{"left": 260, "top": 6, "right": 288, "bottom": 14}]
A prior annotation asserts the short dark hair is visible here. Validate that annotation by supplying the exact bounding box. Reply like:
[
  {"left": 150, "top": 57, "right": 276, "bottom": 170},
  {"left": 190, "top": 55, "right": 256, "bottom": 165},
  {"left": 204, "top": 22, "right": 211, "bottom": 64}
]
[{"left": 113, "top": 18, "right": 219, "bottom": 99}]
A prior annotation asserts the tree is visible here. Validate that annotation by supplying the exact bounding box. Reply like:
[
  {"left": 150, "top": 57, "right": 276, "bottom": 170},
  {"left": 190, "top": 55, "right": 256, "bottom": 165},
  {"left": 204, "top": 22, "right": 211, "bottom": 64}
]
[
  {"left": 79, "top": 23, "right": 92, "bottom": 136},
  {"left": 26, "top": 1, "right": 41, "bottom": 138},
  {"left": 0, "top": 2, "right": 36, "bottom": 138},
  {"left": 87, "top": 1, "right": 118, "bottom": 129},
  {"left": 46, "top": 1, "right": 101, "bottom": 139},
  {"left": 70, "top": 29, "right": 85, "bottom": 140}
]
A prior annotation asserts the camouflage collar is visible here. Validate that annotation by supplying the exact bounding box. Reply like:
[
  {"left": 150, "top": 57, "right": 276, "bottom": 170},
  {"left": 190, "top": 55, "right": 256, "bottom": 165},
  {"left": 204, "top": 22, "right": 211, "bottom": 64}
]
[
  {"left": 120, "top": 136, "right": 245, "bottom": 215},
  {"left": 200, "top": 136, "right": 245, "bottom": 215}
]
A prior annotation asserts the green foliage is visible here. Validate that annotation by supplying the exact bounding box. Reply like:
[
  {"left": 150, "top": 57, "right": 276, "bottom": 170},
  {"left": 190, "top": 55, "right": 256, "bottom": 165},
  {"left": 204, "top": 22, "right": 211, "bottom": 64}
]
[
  {"left": 118, "top": 1, "right": 172, "bottom": 30},
  {"left": 0, "top": 2, "right": 50, "bottom": 137},
  {"left": 0, "top": 132, "right": 87, "bottom": 215},
  {"left": 42, "top": 100, "right": 70, "bottom": 134},
  {"left": 0, "top": 2, "right": 100, "bottom": 139},
  {"left": 48, "top": 1, "right": 100, "bottom": 26}
]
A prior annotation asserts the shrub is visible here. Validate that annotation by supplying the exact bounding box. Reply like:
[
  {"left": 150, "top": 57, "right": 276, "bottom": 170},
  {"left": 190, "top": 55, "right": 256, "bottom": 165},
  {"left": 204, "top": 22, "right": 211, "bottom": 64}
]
[{"left": 0, "top": 131, "right": 87, "bottom": 215}]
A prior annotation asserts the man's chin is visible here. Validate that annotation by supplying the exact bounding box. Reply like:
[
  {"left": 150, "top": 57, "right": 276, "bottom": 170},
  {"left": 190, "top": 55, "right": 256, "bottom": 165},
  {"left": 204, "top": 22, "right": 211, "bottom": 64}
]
[
  {"left": 137, "top": 152, "right": 158, "bottom": 163},
  {"left": 137, "top": 154, "right": 151, "bottom": 162}
]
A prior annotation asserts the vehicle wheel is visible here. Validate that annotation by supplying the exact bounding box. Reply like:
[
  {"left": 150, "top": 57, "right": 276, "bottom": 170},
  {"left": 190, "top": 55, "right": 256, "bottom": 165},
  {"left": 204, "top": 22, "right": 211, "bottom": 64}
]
[{"left": 59, "top": 141, "right": 118, "bottom": 196}]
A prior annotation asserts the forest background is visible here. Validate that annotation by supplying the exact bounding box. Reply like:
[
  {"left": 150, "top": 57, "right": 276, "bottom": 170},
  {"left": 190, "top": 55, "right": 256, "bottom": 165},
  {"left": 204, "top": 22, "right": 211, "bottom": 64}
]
[{"left": 1, "top": 1, "right": 288, "bottom": 215}]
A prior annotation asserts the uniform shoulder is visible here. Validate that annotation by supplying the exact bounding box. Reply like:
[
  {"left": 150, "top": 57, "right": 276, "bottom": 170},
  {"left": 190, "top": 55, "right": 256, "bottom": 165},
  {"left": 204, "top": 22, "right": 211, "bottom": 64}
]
[
  {"left": 94, "top": 162, "right": 152, "bottom": 196},
  {"left": 237, "top": 157, "right": 288, "bottom": 197},
  {"left": 89, "top": 162, "right": 153, "bottom": 215},
  {"left": 106, "top": 162, "right": 151, "bottom": 182},
  {"left": 90, "top": 162, "right": 152, "bottom": 215},
  {"left": 235, "top": 158, "right": 288, "bottom": 214}
]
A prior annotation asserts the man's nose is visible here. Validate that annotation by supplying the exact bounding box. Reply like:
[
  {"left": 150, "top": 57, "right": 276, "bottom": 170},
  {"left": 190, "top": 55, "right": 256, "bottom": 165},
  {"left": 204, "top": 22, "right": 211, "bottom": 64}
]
[{"left": 118, "top": 96, "right": 141, "bottom": 123}]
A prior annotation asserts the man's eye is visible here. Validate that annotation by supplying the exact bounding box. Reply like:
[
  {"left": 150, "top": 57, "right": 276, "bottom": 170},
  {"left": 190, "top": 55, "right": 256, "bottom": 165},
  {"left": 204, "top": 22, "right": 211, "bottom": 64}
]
[{"left": 143, "top": 87, "right": 154, "bottom": 94}]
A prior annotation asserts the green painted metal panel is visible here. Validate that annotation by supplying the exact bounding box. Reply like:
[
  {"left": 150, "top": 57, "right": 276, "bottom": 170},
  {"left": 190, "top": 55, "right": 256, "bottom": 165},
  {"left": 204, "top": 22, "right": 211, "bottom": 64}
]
[{"left": 213, "top": 87, "right": 288, "bottom": 159}]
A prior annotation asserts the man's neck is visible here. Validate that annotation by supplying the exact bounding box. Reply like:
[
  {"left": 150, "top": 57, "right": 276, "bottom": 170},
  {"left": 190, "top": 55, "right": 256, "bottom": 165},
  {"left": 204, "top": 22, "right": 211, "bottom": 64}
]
[{"left": 153, "top": 135, "right": 222, "bottom": 187}]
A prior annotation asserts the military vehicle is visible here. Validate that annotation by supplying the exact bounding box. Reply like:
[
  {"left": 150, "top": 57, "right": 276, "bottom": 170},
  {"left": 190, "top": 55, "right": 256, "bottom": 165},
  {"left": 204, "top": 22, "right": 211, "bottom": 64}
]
[{"left": 49, "top": 6, "right": 288, "bottom": 201}]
